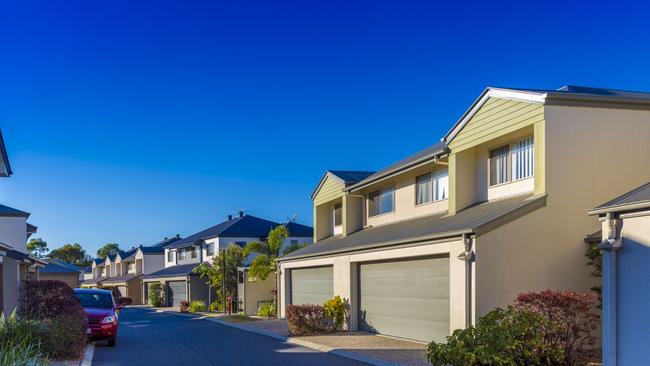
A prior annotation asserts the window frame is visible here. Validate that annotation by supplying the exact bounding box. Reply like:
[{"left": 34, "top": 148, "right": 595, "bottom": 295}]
[
  {"left": 206, "top": 242, "right": 215, "bottom": 256},
  {"left": 167, "top": 250, "right": 174, "bottom": 262},
  {"left": 415, "top": 169, "right": 449, "bottom": 205},
  {"left": 368, "top": 186, "right": 395, "bottom": 217},
  {"left": 333, "top": 203, "right": 343, "bottom": 228},
  {"left": 179, "top": 248, "right": 187, "bottom": 261},
  {"left": 489, "top": 136, "right": 534, "bottom": 187}
]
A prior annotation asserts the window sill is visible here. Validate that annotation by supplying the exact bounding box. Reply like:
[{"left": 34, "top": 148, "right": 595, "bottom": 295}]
[
  {"left": 368, "top": 210, "right": 395, "bottom": 219},
  {"left": 415, "top": 198, "right": 449, "bottom": 207}
]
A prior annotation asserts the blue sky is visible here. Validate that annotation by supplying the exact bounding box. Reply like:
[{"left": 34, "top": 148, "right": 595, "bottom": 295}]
[{"left": 1, "top": 0, "right": 649, "bottom": 256}]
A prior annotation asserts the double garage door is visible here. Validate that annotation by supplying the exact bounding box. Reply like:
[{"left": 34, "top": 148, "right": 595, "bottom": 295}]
[
  {"left": 290, "top": 256, "right": 449, "bottom": 342},
  {"left": 167, "top": 281, "right": 187, "bottom": 307}
]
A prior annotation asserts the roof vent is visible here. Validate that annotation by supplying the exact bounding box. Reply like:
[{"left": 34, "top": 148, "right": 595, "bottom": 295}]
[
  {"left": 227, "top": 214, "right": 233, "bottom": 220},
  {"left": 176, "top": 234, "right": 180, "bottom": 238},
  {"left": 238, "top": 210, "right": 244, "bottom": 218},
  {"left": 164, "top": 237, "right": 168, "bottom": 241}
]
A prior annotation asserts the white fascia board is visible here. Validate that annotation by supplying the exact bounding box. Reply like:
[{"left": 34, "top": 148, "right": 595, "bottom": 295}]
[{"left": 444, "top": 88, "right": 547, "bottom": 143}]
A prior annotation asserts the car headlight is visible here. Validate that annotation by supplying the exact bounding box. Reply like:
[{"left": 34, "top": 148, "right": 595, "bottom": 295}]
[{"left": 102, "top": 315, "right": 116, "bottom": 324}]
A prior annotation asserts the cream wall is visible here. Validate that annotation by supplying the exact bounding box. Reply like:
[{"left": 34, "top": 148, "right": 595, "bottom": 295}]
[
  {"left": 0, "top": 216, "right": 28, "bottom": 253},
  {"left": 242, "top": 273, "right": 275, "bottom": 315},
  {"left": 278, "top": 238, "right": 467, "bottom": 333},
  {"left": 362, "top": 166, "right": 449, "bottom": 228},
  {"left": 475, "top": 105, "right": 650, "bottom": 318}
]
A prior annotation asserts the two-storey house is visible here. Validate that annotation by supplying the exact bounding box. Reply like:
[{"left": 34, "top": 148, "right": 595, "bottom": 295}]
[
  {"left": 278, "top": 85, "right": 650, "bottom": 343},
  {"left": 0, "top": 130, "right": 46, "bottom": 315},
  {"left": 143, "top": 212, "right": 313, "bottom": 308},
  {"left": 82, "top": 236, "right": 182, "bottom": 305}
]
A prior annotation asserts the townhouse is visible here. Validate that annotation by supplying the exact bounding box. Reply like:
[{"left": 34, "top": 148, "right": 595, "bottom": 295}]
[
  {"left": 0, "top": 130, "right": 46, "bottom": 315},
  {"left": 143, "top": 212, "right": 312, "bottom": 308},
  {"left": 277, "top": 85, "right": 650, "bottom": 342},
  {"left": 82, "top": 236, "right": 182, "bottom": 304},
  {"left": 589, "top": 183, "right": 650, "bottom": 366},
  {"left": 40, "top": 259, "right": 84, "bottom": 289}
]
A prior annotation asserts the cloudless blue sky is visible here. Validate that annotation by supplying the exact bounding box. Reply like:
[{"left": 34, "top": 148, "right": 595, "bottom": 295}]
[{"left": 1, "top": 0, "right": 649, "bottom": 256}]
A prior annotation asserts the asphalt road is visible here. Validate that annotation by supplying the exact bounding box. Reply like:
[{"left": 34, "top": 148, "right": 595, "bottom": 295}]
[{"left": 92, "top": 308, "right": 368, "bottom": 366}]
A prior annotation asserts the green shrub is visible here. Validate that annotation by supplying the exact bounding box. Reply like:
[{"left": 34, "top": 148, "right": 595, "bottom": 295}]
[
  {"left": 210, "top": 301, "right": 222, "bottom": 312},
  {"left": 323, "top": 296, "right": 347, "bottom": 331},
  {"left": 0, "top": 311, "right": 45, "bottom": 365},
  {"left": 257, "top": 301, "right": 277, "bottom": 318},
  {"left": 41, "top": 307, "right": 87, "bottom": 360},
  {"left": 427, "top": 307, "right": 564, "bottom": 366},
  {"left": 148, "top": 283, "right": 164, "bottom": 307},
  {"left": 188, "top": 300, "right": 206, "bottom": 313}
]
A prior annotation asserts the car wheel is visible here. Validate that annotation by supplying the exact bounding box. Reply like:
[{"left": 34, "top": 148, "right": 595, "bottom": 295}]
[{"left": 108, "top": 336, "right": 117, "bottom": 347}]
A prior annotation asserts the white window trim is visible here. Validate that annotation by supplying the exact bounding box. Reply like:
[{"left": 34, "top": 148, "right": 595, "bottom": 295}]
[
  {"left": 489, "top": 136, "right": 534, "bottom": 187},
  {"left": 415, "top": 169, "right": 449, "bottom": 206}
]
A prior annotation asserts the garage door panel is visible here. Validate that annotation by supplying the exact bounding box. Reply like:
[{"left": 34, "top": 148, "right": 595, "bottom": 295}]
[
  {"left": 360, "top": 256, "right": 449, "bottom": 342},
  {"left": 167, "top": 281, "right": 187, "bottom": 307},
  {"left": 291, "top": 267, "right": 333, "bottom": 306}
]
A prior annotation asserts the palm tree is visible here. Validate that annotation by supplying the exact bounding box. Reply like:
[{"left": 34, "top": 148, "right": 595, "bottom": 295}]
[{"left": 243, "top": 225, "right": 307, "bottom": 313}]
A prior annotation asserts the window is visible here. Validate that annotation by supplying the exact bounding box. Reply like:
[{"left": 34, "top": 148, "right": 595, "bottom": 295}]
[
  {"left": 333, "top": 203, "right": 342, "bottom": 227},
  {"left": 127, "top": 262, "right": 135, "bottom": 273},
  {"left": 490, "top": 145, "right": 510, "bottom": 186},
  {"left": 489, "top": 137, "right": 534, "bottom": 186},
  {"left": 179, "top": 249, "right": 186, "bottom": 260},
  {"left": 191, "top": 246, "right": 198, "bottom": 259},
  {"left": 167, "top": 250, "right": 174, "bottom": 262},
  {"left": 368, "top": 187, "right": 394, "bottom": 217},
  {"left": 512, "top": 137, "right": 534, "bottom": 180},
  {"left": 416, "top": 173, "right": 432, "bottom": 204},
  {"left": 206, "top": 242, "right": 215, "bottom": 256},
  {"left": 416, "top": 169, "right": 448, "bottom": 204}
]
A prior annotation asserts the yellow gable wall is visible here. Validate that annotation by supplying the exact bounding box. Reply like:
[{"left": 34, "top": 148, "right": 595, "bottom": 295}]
[
  {"left": 313, "top": 174, "right": 345, "bottom": 206},
  {"left": 448, "top": 97, "right": 544, "bottom": 152}
]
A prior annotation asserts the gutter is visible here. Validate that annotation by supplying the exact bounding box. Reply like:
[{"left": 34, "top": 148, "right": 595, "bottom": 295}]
[
  {"left": 588, "top": 200, "right": 650, "bottom": 216},
  {"left": 278, "top": 229, "right": 472, "bottom": 262}
]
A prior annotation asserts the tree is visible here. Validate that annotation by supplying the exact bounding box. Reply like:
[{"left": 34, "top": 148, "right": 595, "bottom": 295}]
[
  {"left": 96, "top": 243, "right": 121, "bottom": 259},
  {"left": 49, "top": 243, "right": 91, "bottom": 267},
  {"left": 193, "top": 244, "right": 244, "bottom": 310},
  {"left": 27, "top": 238, "right": 48, "bottom": 258},
  {"left": 243, "top": 225, "right": 309, "bottom": 309}
]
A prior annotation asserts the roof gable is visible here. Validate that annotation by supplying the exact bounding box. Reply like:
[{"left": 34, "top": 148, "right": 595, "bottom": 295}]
[{"left": 311, "top": 172, "right": 346, "bottom": 205}]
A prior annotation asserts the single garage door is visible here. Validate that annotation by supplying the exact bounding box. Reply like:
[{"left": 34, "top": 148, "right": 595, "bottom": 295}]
[
  {"left": 291, "top": 266, "right": 333, "bottom": 305},
  {"left": 167, "top": 281, "right": 187, "bottom": 307},
  {"left": 359, "top": 256, "right": 449, "bottom": 342}
]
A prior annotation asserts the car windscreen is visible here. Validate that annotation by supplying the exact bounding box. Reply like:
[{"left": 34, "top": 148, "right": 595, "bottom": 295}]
[{"left": 75, "top": 292, "right": 114, "bottom": 309}]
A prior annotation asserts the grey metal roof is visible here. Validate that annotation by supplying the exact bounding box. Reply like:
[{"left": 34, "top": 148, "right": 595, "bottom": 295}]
[
  {"left": 40, "top": 259, "right": 82, "bottom": 274},
  {"left": 142, "top": 263, "right": 202, "bottom": 279},
  {"left": 82, "top": 276, "right": 107, "bottom": 285},
  {"left": 0, "top": 204, "right": 29, "bottom": 218},
  {"left": 347, "top": 142, "right": 448, "bottom": 192},
  {"left": 589, "top": 182, "right": 650, "bottom": 215},
  {"left": 102, "top": 273, "right": 142, "bottom": 284},
  {"left": 280, "top": 194, "right": 546, "bottom": 261}
]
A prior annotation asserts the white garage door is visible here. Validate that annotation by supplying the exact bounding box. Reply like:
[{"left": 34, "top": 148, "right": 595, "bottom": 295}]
[
  {"left": 290, "top": 266, "right": 333, "bottom": 306},
  {"left": 359, "top": 256, "right": 449, "bottom": 342}
]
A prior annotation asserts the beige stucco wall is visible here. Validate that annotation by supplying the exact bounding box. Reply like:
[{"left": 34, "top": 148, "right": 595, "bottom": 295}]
[
  {"left": 362, "top": 165, "right": 449, "bottom": 228},
  {"left": 40, "top": 273, "right": 80, "bottom": 289},
  {"left": 2, "top": 257, "right": 19, "bottom": 315},
  {"left": 243, "top": 272, "right": 275, "bottom": 315},
  {"left": 475, "top": 104, "right": 650, "bottom": 317},
  {"left": 278, "top": 238, "right": 467, "bottom": 333}
]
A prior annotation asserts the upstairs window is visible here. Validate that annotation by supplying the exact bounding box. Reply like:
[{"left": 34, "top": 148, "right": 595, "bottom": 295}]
[
  {"left": 206, "top": 242, "right": 215, "bottom": 256},
  {"left": 191, "top": 247, "right": 199, "bottom": 259},
  {"left": 333, "top": 203, "right": 343, "bottom": 235},
  {"left": 127, "top": 262, "right": 135, "bottom": 272},
  {"left": 167, "top": 250, "right": 174, "bottom": 262},
  {"left": 489, "top": 137, "right": 534, "bottom": 186},
  {"left": 416, "top": 169, "right": 449, "bottom": 204},
  {"left": 179, "top": 249, "right": 186, "bottom": 260},
  {"left": 368, "top": 187, "right": 394, "bottom": 217}
]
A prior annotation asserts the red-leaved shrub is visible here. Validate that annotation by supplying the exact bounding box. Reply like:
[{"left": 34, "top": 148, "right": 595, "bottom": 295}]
[
  {"left": 19, "top": 280, "right": 88, "bottom": 360},
  {"left": 515, "top": 290, "right": 599, "bottom": 366},
  {"left": 19, "top": 280, "right": 81, "bottom": 320},
  {"left": 286, "top": 304, "right": 332, "bottom": 336},
  {"left": 180, "top": 301, "right": 190, "bottom": 313}
]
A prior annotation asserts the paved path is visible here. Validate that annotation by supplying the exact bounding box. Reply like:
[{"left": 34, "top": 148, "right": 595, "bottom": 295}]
[{"left": 92, "top": 308, "right": 367, "bottom": 366}]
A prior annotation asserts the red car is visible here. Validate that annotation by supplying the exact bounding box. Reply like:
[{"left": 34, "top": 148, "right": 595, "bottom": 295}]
[{"left": 74, "top": 288, "right": 122, "bottom": 346}]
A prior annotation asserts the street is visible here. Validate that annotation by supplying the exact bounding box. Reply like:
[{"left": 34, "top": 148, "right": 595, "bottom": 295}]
[{"left": 92, "top": 308, "right": 368, "bottom": 366}]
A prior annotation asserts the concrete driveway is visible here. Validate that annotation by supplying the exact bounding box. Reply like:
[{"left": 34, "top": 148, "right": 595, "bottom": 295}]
[{"left": 92, "top": 307, "right": 368, "bottom": 366}]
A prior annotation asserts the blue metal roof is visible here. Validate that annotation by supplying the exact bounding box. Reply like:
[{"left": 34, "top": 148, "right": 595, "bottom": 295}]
[
  {"left": 0, "top": 204, "right": 29, "bottom": 218},
  {"left": 41, "top": 259, "right": 82, "bottom": 273}
]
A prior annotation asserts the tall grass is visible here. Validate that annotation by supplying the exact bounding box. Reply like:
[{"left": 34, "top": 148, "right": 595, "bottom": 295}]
[{"left": 0, "top": 311, "right": 46, "bottom": 366}]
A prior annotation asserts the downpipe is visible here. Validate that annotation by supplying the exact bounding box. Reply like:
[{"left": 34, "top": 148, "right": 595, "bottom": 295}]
[
  {"left": 598, "top": 213, "right": 622, "bottom": 366},
  {"left": 457, "top": 234, "right": 475, "bottom": 327}
]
